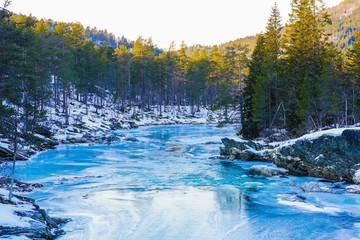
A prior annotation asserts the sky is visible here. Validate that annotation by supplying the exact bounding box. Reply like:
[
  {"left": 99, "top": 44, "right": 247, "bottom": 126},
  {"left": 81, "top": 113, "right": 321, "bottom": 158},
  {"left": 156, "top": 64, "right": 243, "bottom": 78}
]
[{"left": 7, "top": 0, "right": 343, "bottom": 49}]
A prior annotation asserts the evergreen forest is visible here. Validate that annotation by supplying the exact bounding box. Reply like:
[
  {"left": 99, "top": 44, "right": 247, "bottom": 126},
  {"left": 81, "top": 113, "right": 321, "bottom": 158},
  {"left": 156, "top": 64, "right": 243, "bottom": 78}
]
[{"left": 1, "top": 0, "right": 360, "bottom": 142}]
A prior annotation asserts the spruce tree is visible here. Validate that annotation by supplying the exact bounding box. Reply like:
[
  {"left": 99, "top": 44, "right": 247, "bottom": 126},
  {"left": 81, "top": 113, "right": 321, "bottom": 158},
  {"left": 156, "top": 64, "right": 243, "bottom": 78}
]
[
  {"left": 263, "top": 3, "right": 283, "bottom": 130},
  {"left": 345, "top": 29, "right": 360, "bottom": 125},
  {"left": 282, "top": 0, "right": 331, "bottom": 132},
  {"left": 240, "top": 35, "right": 266, "bottom": 139}
]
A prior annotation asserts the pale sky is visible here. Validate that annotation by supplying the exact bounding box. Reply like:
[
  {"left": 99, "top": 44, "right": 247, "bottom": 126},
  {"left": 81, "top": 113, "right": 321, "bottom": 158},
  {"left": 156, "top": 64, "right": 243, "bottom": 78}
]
[{"left": 7, "top": 0, "right": 343, "bottom": 49}]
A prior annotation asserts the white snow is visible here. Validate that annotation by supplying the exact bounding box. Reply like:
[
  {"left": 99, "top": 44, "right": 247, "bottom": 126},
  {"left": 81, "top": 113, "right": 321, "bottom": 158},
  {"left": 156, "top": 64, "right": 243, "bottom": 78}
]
[
  {"left": 0, "top": 203, "right": 31, "bottom": 227},
  {"left": 270, "top": 127, "right": 360, "bottom": 150},
  {"left": 44, "top": 95, "right": 229, "bottom": 145},
  {"left": 277, "top": 198, "right": 342, "bottom": 214},
  {"left": 345, "top": 185, "right": 360, "bottom": 194},
  {"left": 353, "top": 170, "right": 360, "bottom": 184},
  {"left": 0, "top": 189, "right": 36, "bottom": 228},
  {"left": 249, "top": 165, "right": 288, "bottom": 176}
]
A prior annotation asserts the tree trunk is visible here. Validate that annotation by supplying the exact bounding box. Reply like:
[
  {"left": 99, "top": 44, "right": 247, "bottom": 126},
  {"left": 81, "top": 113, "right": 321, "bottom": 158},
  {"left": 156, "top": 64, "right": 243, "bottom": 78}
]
[{"left": 9, "top": 128, "right": 18, "bottom": 201}]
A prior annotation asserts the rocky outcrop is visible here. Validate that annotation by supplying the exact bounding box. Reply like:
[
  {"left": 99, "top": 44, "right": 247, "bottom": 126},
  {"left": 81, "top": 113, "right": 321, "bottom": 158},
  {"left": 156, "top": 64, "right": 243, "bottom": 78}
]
[
  {"left": 0, "top": 146, "right": 29, "bottom": 161},
  {"left": 0, "top": 195, "right": 70, "bottom": 239},
  {"left": 220, "top": 138, "right": 268, "bottom": 161},
  {"left": 0, "top": 178, "right": 70, "bottom": 239},
  {"left": 109, "top": 118, "right": 138, "bottom": 130},
  {"left": 220, "top": 129, "right": 360, "bottom": 183}
]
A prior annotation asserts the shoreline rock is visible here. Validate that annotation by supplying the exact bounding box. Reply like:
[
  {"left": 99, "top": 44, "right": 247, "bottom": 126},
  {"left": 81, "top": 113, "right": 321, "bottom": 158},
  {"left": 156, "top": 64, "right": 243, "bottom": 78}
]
[
  {"left": 220, "top": 129, "right": 360, "bottom": 183},
  {"left": 249, "top": 165, "right": 288, "bottom": 177},
  {"left": 0, "top": 177, "right": 70, "bottom": 239}
]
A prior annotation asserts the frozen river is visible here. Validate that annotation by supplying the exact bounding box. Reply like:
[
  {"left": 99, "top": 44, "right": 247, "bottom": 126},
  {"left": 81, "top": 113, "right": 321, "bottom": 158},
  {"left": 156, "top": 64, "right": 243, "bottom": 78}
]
[{"left": 16, "top": 125, "right": 360, "bottom": 239}]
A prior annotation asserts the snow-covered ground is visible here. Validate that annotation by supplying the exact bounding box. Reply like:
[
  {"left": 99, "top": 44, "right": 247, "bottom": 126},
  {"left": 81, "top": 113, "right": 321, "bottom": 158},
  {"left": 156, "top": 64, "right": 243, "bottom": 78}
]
[
  {"left": 48, "top": 99, "right": 227, "bottom": 143},
  {"left": 270, "top": 126, "right": 360, "bottom": 147},
  {"left": 0, "top": 92, "right": 238, "bottom": 162},
  {"left": 0, "top": 189, "right": 34, "bottom": 229}
]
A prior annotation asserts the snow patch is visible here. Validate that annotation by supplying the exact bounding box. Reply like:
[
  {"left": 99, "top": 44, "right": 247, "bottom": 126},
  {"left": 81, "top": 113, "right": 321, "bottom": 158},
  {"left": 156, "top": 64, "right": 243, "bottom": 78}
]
[
  {"left": 353, "top": 170, "right": 360, "bottom": 184},
  {"left": 277, "top": 198, "right": 342, "bottom": 214},
  {"left": 270, "top": 127, "right": 360, "bottom": 150},
  {"left": 345, "top": 185, "right": 360, "bottom": 194},
  {"left": 0, "top": 203, "right": 31, "bottom": 227}
]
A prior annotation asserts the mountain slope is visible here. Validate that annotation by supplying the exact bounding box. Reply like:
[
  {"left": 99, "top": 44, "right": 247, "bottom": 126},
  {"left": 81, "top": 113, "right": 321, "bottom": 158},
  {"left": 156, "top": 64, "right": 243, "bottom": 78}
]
[{"left": 325, "top": 0, "right": 360, "bottom": 49}]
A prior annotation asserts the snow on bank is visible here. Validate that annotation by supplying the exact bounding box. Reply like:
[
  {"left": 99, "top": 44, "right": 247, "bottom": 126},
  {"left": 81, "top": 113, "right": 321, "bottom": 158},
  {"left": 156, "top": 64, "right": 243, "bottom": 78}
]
[
  {"left": 239, "top": 126, "right": 360, "bottom": 156},
  {"left": 0, "top": 189, "right": 35, "bottom": 228},
  {"left": 46, "top": 97, "right": 231, "bottom": 144},
  {"left": 272, "top": 126, "right": 360, "bottom": 147}
]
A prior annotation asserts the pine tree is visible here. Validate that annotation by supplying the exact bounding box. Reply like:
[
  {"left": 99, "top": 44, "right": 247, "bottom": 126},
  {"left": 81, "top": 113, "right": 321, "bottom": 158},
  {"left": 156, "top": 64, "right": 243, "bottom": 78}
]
[
  {"left": 263, "top": 3, "right": 283, "bottom": 130},
  {"left": 345, "top": 29, "right": 360, "bottom": 125},
  {"left": 209, "top": 45, "right": 223, "bottom": 108},
  {"left": 241, "top": 4, "right": 283, "bottom": 138},
  {"left": 241, "top": 35, "right": 266, "bottom": 139},
  {"left": 0, "top": 9, "right": 50, "bottom": 200},
  {"left": 282, "top": 0, "right": 331, "bottom": 132},
  {"left": 113, "top": 45, "right": 132, "bottom": 106},
  {"left": 177, "top": 41, "right": 188, "bottom": 107},
  {"left": 346, "top": 29, "right": 360, "bottom": 82}
]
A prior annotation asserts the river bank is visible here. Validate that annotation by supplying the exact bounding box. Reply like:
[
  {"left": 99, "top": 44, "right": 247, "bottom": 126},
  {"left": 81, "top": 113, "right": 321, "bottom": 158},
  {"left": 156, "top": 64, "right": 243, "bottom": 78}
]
[
  {"left": 0, "top": 98, "right": 229, "bottom": 162},
  {"left": 0, "top": 177, "right": 70, "bottom": 239}
]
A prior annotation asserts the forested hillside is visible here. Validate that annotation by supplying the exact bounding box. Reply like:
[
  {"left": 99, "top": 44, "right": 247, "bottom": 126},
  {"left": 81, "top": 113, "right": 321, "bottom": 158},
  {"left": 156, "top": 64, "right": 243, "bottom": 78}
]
[
  {"left": 46, "top": 19, "right": 133, "bottom": 49},
  {"left": 220, "top": 35, "right": 258, "bottom": 54},
  {"left": 326, "top": 0, "right": 360, "bottom": 49}
]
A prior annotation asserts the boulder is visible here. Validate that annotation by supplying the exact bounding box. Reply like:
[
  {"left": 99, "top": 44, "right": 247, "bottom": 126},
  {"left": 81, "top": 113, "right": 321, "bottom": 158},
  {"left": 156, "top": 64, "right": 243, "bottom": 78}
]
[
  {"left": 345, "top": 185, "right": 360, "bottom": 194},
  {"left": 249, "top": 165, "right": 288, "bottom": 177},
  {"left": 289, "top": 181, "right": 338, "bottom": 193},
  {"left": 220, "top": 138, "right": 267, "bottom": 161},
  {"left": 34, "top": 126, "right": 53, "bottom": 138},
  {"left": 124, "top": 137, "right": 140, "bottom": 143},
  {"left": 0, "top": 177, "right": 42, "bottom": 192},
  {"left": 263, "top": 132, "right": 290, "bottom": 143}
]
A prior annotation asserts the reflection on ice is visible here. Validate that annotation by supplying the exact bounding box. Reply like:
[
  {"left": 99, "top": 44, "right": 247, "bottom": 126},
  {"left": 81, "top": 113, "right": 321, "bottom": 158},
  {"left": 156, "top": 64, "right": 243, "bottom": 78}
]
[{"left": 57, "top": 186, "right": 252, "bottom": 240}]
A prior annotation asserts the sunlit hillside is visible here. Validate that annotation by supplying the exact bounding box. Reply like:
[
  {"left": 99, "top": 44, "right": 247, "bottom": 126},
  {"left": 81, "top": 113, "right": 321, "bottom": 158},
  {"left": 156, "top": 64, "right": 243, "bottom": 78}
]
[{"left": 325, "top": 0, "right": 360, "bottom": 49}]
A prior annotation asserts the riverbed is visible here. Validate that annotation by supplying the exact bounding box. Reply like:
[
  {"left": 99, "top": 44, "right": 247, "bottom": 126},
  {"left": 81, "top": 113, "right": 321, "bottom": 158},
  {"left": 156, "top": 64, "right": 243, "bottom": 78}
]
[{"left": 15, "top": 125, "right": 360, "bottom": 240}]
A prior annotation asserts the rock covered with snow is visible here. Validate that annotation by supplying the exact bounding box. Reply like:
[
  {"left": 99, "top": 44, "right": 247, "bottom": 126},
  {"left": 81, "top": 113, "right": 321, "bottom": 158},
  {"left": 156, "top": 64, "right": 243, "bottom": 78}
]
[
  {"left": 0, "top": 181, "right": 69, "bottom": 239},
  {"left": 345, "top": 185, "right": 360, "bottom": 194},
  {"left": 353, "top": 169, "right": 360, "bottom": 184},
  {"left": 249, "top": 165, "right": 288, "bottom": 177},
  {"left": 219, "top": 138, "right": 267, "bottom": 161},
  {"left": 294, "top": 181, "right": 338, "bottom": 194},
  {"left": 220, "top": 128, "right": 360, "bottom": 183}
]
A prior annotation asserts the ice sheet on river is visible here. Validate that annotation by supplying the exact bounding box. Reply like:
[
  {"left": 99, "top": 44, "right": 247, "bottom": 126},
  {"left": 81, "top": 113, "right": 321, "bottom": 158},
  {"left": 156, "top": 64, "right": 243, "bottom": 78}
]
[{"left": 12, "top": 125, "right": 360, "bottom": 240}]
